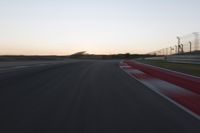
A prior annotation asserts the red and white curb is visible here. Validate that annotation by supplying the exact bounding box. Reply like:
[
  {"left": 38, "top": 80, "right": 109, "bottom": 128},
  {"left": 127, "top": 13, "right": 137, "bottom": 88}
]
[{"left": 120, "top": 60, "right": 200, "bottom": 120}]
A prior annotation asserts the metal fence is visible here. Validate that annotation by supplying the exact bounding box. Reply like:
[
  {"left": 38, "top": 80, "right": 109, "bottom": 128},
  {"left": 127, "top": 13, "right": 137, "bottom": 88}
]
[{"left": 148, "top": 32, "right": 200, "bottom": 56}]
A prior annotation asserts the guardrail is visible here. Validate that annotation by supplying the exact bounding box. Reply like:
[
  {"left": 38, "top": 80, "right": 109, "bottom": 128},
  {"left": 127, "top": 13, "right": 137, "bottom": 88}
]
[
  {"left": 144, "top": 56, "right": 165, "bottom": 60},
  {"left": 142, "top": 54, "right": 200, "bottom": 64},
  {"left": 167, "top": 55, "right": 200, "bottom": 64}
]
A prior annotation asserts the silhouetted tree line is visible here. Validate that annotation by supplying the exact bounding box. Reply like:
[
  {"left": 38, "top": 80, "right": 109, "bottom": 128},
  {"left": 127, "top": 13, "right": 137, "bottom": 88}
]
[
  {"left": 0, "top": 53, "right": 154, "bottom": 61},
  {"left": 69, "top": 53, "right": 153, "bottom": 59}
]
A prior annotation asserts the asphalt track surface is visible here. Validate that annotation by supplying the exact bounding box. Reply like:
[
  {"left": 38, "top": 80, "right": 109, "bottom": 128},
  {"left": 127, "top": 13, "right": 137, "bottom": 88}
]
[{"left": 0, "top": 60, "right": 200, "bottom": 133}]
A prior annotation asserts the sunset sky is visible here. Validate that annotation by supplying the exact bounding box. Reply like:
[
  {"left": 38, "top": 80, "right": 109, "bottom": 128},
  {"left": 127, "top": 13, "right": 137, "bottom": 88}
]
[{"left": 0, "top": 0, "right": 199, "bottom": 55}]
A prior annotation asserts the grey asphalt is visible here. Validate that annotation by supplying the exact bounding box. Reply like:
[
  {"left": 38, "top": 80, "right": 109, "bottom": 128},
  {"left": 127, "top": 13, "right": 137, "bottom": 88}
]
[{"left": 0, "top": 60, "right": 199, "bottom": 133}]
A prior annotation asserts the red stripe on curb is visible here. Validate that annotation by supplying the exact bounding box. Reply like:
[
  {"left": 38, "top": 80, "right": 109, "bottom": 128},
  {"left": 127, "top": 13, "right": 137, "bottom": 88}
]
[
  {"left": 124, "top": 60, "right": 200, "bottom": 95},
  {"left": 169, "top": 94, "right": 200, "bottom": 116},
  {"left": 120, "top": 61, "right": 200, "bottom": 118}
]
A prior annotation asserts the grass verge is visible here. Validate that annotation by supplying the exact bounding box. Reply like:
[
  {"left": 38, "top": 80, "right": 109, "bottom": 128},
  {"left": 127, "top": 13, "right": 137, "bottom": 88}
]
[{"left": 139, "top": 60, "right": 200, "bottom": 77}]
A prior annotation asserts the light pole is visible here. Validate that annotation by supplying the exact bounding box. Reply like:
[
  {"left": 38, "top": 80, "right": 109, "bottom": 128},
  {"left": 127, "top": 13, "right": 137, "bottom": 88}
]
[
  {"left": 175, "top": 45, "right": 177, "bottom": 54},
  {"left": 177, "top": 36, "right": 180, "bottom": 54},
  {"left": 193, "top": 32, "right": 199, "bottom": 51},
  {"left": 189, "top": 41, "right": 192, "bottom": 53}
]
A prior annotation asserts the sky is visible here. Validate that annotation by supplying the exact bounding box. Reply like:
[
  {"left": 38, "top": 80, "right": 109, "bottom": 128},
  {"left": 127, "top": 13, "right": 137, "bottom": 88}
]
[{"left": 0, "top": 0, "right": 199, "bottom": 55}]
